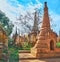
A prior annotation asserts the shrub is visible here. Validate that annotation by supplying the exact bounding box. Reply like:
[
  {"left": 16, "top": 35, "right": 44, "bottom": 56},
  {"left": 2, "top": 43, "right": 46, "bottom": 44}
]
[
  {"left": 22, "top": 42, "right": 33, "bottom": 50},
  {"left": 56, "top": 42, "right": 60, "bottom": 48}
]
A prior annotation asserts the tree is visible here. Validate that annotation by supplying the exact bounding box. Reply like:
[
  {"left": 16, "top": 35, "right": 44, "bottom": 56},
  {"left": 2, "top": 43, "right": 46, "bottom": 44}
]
[
  {"left": 0, "top": 10, "right": 14, "bottom": 36},
  {"left": 18, "top": 9, "right": 42, "bottom": 34}
]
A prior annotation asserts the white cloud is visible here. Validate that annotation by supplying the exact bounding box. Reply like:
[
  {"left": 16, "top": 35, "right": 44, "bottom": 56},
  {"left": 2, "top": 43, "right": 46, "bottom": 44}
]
[
  {"left": 0, "top": 0, "right": 60, "bottom": 36},
  {"left": 0, "top": 0, "right": 18, "bottom": 24},
  {"left": 0, "top": 0, "right": 42, "bottom": 23},
  {"left": 0, "top": 0, "right": 42, "bottom": 36},
  {"left": 49, "top": 11, "right": 60, "bottom": 35}
]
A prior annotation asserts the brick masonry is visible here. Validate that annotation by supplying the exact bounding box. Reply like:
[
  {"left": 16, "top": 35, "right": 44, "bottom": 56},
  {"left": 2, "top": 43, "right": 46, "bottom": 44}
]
[{"left": 31, "top": 2, "right": 60, "bottom": 58}]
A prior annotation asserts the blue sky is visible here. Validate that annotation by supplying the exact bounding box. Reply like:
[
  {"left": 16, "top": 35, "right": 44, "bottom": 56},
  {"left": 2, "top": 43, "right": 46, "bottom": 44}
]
[{"left": 0, "top": 0, "right": 60, "bottom": 35}]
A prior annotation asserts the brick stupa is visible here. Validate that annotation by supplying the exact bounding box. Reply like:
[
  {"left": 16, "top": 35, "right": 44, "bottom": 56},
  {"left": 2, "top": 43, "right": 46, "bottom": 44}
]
[
  {"left": 31, "top": 2, "right": 60, "bottom": 58},
  {"left": 28, "top": 11, "right": 39, "bottom": 46}
]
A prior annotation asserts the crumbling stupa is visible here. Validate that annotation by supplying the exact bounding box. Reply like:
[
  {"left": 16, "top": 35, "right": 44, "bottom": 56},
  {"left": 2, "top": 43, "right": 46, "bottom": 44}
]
[{"left": 31, "top": 2, "right": 60, "bottom": 58}]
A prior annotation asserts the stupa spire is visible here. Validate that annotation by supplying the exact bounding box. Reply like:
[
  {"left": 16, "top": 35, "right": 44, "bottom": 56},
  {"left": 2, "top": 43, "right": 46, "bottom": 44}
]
[
  {"left": 32, "top": 11, "right": 38, "bottom": 33},
  {"left": 41, "top": 2, "right": 50, "bottom": 29}
]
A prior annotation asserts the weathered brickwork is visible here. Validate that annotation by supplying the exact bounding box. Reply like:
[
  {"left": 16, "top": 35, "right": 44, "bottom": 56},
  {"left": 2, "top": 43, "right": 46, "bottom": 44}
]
[{"left": 31, "top": 2, "right": 60, "bottom": 58}]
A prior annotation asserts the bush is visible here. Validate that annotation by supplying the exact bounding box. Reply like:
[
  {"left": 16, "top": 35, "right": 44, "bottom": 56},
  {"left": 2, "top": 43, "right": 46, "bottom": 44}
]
[
  {"left": 9, "top": 47, "right": 19, "bottom": 62},
  {"left": 8, "top": 38, "right": 19, "bottom": 62},
  {"left": 56, "top": 42, "right": 60, "bottom": 48},
  {"left": 22, "top": 42, "right": 33, "bottom": 50}
]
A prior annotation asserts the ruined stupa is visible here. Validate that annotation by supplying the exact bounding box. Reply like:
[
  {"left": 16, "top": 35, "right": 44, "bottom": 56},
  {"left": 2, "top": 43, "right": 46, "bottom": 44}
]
[{"left": 31, "top": 2, "right": 60, "bottom": 58}]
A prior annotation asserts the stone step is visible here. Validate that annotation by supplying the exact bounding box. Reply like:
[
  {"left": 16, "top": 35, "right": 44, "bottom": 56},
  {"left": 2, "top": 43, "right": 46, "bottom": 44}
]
[
  {"left": 19, "top": 50, "right": 30, "bottom": 53},
  {"left": 19, "top": 52, "right": 36, "bottom": 59}
]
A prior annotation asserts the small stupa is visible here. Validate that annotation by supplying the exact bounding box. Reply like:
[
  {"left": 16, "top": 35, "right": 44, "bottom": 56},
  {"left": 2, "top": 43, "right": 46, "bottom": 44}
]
[{"left": 28, "top": 11, "right": 39, "bottom": 46}]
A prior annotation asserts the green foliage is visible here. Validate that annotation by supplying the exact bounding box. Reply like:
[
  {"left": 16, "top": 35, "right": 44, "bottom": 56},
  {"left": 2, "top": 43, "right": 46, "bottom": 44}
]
[
  {"left": 8, "top": 38, "right": 14, "bottom": 44},
  {"left": 0, "top": 10, "right": 14, "bottom": 36},
  {"left": 56, "top": 42, "right": 60, "bottom": 48},
  {"left": 0, "top": 11, "right": 9, "bottom": 27},
  {"left": 3, "top": 49, "right": 8, "bottom": 54},
  {"left": 8, "top": 39, "right": 32, "bottom": 62},
  {"left": 9, "top": 48, "right": 19, "bottom": 62},
  {"left": 22, "top": 42, "right": 33, "bottom": 50},
  {"left": 8, "top": 38, "right": 19, "bottom": 62},
  {"left": 5, "top": 22, "right": 14, "bottom": 36}
]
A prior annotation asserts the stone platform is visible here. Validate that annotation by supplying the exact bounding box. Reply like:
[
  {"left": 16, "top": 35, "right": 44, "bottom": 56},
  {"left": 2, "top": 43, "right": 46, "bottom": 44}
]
[
  {"left": 19, "top": 50, "right": 60, "bottom": 62},
  {"left": 19, "top": 53, "right": 60, "bottom": 62},
  {"left": 19, "top": 50, "right": 35, "bottom": 59},
  {"left": 19, "top": 51, "right": 45, "bottom": 62}
]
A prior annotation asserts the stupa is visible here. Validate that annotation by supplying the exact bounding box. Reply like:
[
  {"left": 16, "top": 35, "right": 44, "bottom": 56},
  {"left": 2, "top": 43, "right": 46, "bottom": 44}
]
[
  {"left": 31, "top": 2, "right": 60, "bottom": 58},
  {"left": 28, "top": 11, "right": 39, "bottom": 46}
]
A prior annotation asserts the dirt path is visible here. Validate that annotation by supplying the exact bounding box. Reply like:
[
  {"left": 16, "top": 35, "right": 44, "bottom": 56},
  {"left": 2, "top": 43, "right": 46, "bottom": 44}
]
[
  {"left": 19, "top": 58, "right": 60, "bottom": 62},
  {"left": 19, "top": 52, "right": 60, "bottom": 62}
]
